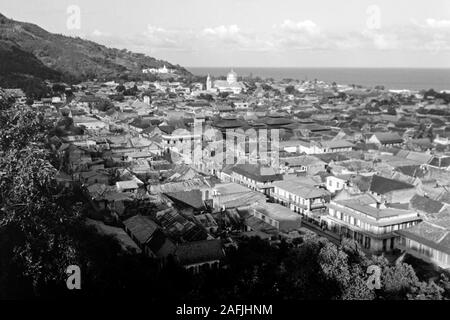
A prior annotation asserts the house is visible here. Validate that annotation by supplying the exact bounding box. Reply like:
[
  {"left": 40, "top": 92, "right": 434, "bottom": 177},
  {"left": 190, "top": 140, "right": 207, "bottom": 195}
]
[
  {"left": 116, "top": 180, "right": 140, "bottom": 193},
  {"left": 434, "top": 134, "right": 450, "bottom": 146},
  {"left": 249, "top": 203, "right": 302, "bottom": 236},
  {"left": 396, "top": 213, "right": 450, "bottom": 269},
  {"left": 78, "top": 170, "right": 110, "bottom": 186},
  {"left": 279, "top": 155, "right": 327, "bottom": 174},
  {"left": 324, "top": 194, "right": 422, "bottom": 253},
  {"left": 230, "top": 164, "right": 283, "bottom": 195},
  {"left": 211, "top": 182, "right": 266, "bottom": 210},
  {"left": 280, "top": 140, "right": 302, "bottom": 153},
  {"left": 173, "top": 239, "right": 225, "bottom": 273},
  {"left": 73, "top": 116, "right": 108, "bottom": 131},
  {"left": 130, "top": 137, "right": 162, "bottom": 155},
  {"left": 123, "top": 215, "right": 176, "bottom": 259},
  {"left": 368, "top": 132, "right": 403, "bottom": 147},
  {"left": 409, "top": 194, "right": 446, "bottom": 217},
  {"left": 153, "top": 208, "right": 208, "bottom": 242},
  {"left": 193, "top": 213, "right": 219, "bottom": 234},
  {"left": 233, "top": 101, "right": 250, "bottom": 110},
  {"left": 149, "top": 178, "right": 213, "bottom": 200},
  {"left": 164, "top": 190, "right": 206, "bottom": 213},
  {"left": 86, "top": 183, "right": 133, "bottom": 212},
  {"left": 427, "top": 156, "right": 450, "bottom": 170},
  {"left": 326, "top": 175, "right": 350, "bottom": 193},
  {"left": 314, "top": 140, "right": 355, "bottom": 154},
  {"left": 160, "top": 126, "right": 202, "bottom": 150},
  {"left": 367, "top": 175, "right": 416, "bottom": 204},
  {"left": 124, "top": 151, "right": 154, "bottom": 161},
  {"left": 271, "top": 177, "right": 331, "bottom": 218},
  {"left": 66, "top": 144, "right": 92, "bottom": 172}
]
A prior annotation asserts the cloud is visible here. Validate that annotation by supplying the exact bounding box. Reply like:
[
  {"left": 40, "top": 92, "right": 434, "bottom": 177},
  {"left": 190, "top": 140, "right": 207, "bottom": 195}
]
[
  {"left": 270, "top": 19, "right": 329, "bottom": 50},
  {"left": 360, "top": 30, "right": 399, "bottom": 50},
  {"left": 277, "top": 19, "right": 321, "bottom": 35},
  {"left": 200, "top": 24, "right": 245, "bottom": 47},
  {"left": 200, "top": 24, "right": 272, "bottom": 51},
  {"left": 143, "top": 25, "right": 195, "bottom": 50},
  {"left": 92, "top": 29, "right": 110, "bottom": 37},
  {"left": 425, "top": 19, "right": 450, "bottom": 29},
  {"left": 270, "top": 18, "right": 450, "bottom": 53},
  {"left": 371, "top": 20, "right": 450, "bottom": 52},
  {"left": 85, "top": 17, "right": 450, "bottom": 58},
  {"left": 202, "top": 25, "right": 241, "bottom": 37}
]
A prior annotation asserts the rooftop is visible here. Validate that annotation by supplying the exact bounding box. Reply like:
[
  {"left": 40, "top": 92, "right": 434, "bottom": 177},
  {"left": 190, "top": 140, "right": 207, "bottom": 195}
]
[{"left": 273, "top": 178, "right": 330, "bottom": 199}]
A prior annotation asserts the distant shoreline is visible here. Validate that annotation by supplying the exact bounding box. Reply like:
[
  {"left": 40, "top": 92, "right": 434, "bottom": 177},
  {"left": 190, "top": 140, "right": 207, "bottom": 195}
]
[
  {"left": 188, "top": 67, "right": 450, "bottom": 91},
  {"left": 188, "top": 66, "right": 450, "bottom": 69}
]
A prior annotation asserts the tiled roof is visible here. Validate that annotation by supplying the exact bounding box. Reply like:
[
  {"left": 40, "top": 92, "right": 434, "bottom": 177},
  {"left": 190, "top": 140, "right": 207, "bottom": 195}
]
[
  {"left": 273, "top": 178, "right": 330, "bottom": 199},
  {"left": 329, "top": 198, "right": 419, "bottom": 224},
  {"left": 319, "top": 140, "right": 355, "bottom": 149},
  {"left": 231, "top": 164, "right": 283, "bottom": 183},
  {"left": 123, "top": 215, "right": 159, "bottom": 244},
  {"left": 369, "top": 175, "right": 414, "bottom": 194},
  {"left": 372, "top": 132, "right": 403, "bottom": 144},
  {"left": 429, "top": 156, "right": 450, "bottom": 168},
  {"left": 116, "top": 180, "right": 139, "bottom": 190},
  {"left": 165, "top": 190, "right": 205, "bottom": 209},
  {"left": 397, "top": 221, "right": 450, "bottom": 255},
  {"left": 251, "top": 203, "right": 302, "bottom": 232},
  {"left": 395, "top": 165, "right": 427, "bottom": 178},
  {"left": 410, "top": 194, "right": 444, "bottom": 215}
]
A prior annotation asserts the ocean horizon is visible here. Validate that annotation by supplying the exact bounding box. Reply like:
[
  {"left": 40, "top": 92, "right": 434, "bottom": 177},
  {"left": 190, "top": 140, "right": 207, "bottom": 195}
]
[{"left": 187, "top": 67, "right": 450, "bottom": 92}]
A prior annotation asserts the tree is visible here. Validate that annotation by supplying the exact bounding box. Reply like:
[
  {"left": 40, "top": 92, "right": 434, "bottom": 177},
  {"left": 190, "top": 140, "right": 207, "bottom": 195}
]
[
  {"left": 0, "top": 146, "right": 83, "bottom": 294},
  {"left": 386, "top": 106, "right": 397, "bottom": 115},
  {"left": 95, "top": 99, "right": 115, "bottom": 112},
  {"left": 318, "top": 240, "right": 375, "bottom": 299},
  {"left": 285, "top": 85, "right": 296, "bottom": 95},
  {"left": 218, "top": 92, "right": 230, "bottom": 99},
  {"left": 0, "top": 105, "right": 52, "bottom": 152},
  {"left": 115, "top": 84, "right": 125, "bottom": 93},
  {"left": 0, "top": 103, "right": 160, "bottom": 298},
  {"left": 198, "top": 93, "right": 214, "bottom": 101},
  {"left": 52, "top": 84, "right": 66, "bottom": 94}
]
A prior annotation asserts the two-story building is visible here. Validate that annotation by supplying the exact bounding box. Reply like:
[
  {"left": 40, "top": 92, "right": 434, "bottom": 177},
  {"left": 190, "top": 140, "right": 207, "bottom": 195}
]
[
  {"left": 230, "top": 164, "right": 283, "bottom": 195},
  {"left": 323, "top": 194, "right": 422, "bottom": 253},
  {"left": 271, "top": 178, "right": 331, "bottom": 218}
]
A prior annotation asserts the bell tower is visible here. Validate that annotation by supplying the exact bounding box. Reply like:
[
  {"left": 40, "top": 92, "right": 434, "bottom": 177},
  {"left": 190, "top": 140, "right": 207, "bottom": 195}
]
[{"left": 206, "top": 74, "right": 212, "bottom": 91}]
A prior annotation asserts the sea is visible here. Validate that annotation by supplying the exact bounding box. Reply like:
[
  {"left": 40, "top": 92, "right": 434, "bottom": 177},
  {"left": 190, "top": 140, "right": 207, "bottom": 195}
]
[{"left": 187, "top": 67, "right": 450, "bottom": 92}]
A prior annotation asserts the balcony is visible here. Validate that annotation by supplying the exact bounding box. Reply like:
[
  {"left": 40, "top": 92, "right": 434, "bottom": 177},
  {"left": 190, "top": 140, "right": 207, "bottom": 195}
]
[{"left": 310, "top": 202, "right": 327, "bottom": 210}]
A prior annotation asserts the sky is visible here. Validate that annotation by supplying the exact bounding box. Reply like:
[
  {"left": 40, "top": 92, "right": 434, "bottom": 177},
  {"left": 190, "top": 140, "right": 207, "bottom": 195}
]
[{"left": 2, "top": 0, "right": 450, "bottom": 68}]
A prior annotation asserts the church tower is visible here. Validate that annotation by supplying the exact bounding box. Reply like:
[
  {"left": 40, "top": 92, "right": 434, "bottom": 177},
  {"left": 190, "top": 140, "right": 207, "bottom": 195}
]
[
  {"left": 206, "top": 74, "right": 212, "bottom": 91},
  {"left": 227, "top": 69, "right": 237, "bottom": 84}
]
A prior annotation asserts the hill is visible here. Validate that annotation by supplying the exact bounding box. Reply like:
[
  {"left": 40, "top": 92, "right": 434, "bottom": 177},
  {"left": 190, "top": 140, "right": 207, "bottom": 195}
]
[
  {"left": 0, "top": 39, "right": 64, "bottom": 97},
  {"left": 0, "top": 12, "right": 190, "bottom": 87}
]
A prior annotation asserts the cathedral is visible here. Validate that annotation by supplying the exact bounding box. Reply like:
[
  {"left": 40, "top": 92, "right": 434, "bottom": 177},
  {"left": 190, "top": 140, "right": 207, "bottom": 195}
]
[{"left": 206, "top": 69, "right": 245, "bottom": 94}]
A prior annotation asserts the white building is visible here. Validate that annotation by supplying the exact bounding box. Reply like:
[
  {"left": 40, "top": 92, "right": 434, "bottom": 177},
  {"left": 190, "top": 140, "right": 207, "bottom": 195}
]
[
  {"left": 210, "top": 69, "right": 245, "bottom": 94},
  {"left": 326, "top": 175, "right": 349, "bottom": 193},
  {"left": 324, "top": 194, "right": 422, "bottom": 253},
  {"left": 142, "top": 65, "right": 174, "bottom": 74}
]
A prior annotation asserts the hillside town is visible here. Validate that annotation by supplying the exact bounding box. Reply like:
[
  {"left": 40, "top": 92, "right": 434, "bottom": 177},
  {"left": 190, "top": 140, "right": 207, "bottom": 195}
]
[{"left": 2, "top": 68, "right": 450, "bottom": 277}]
